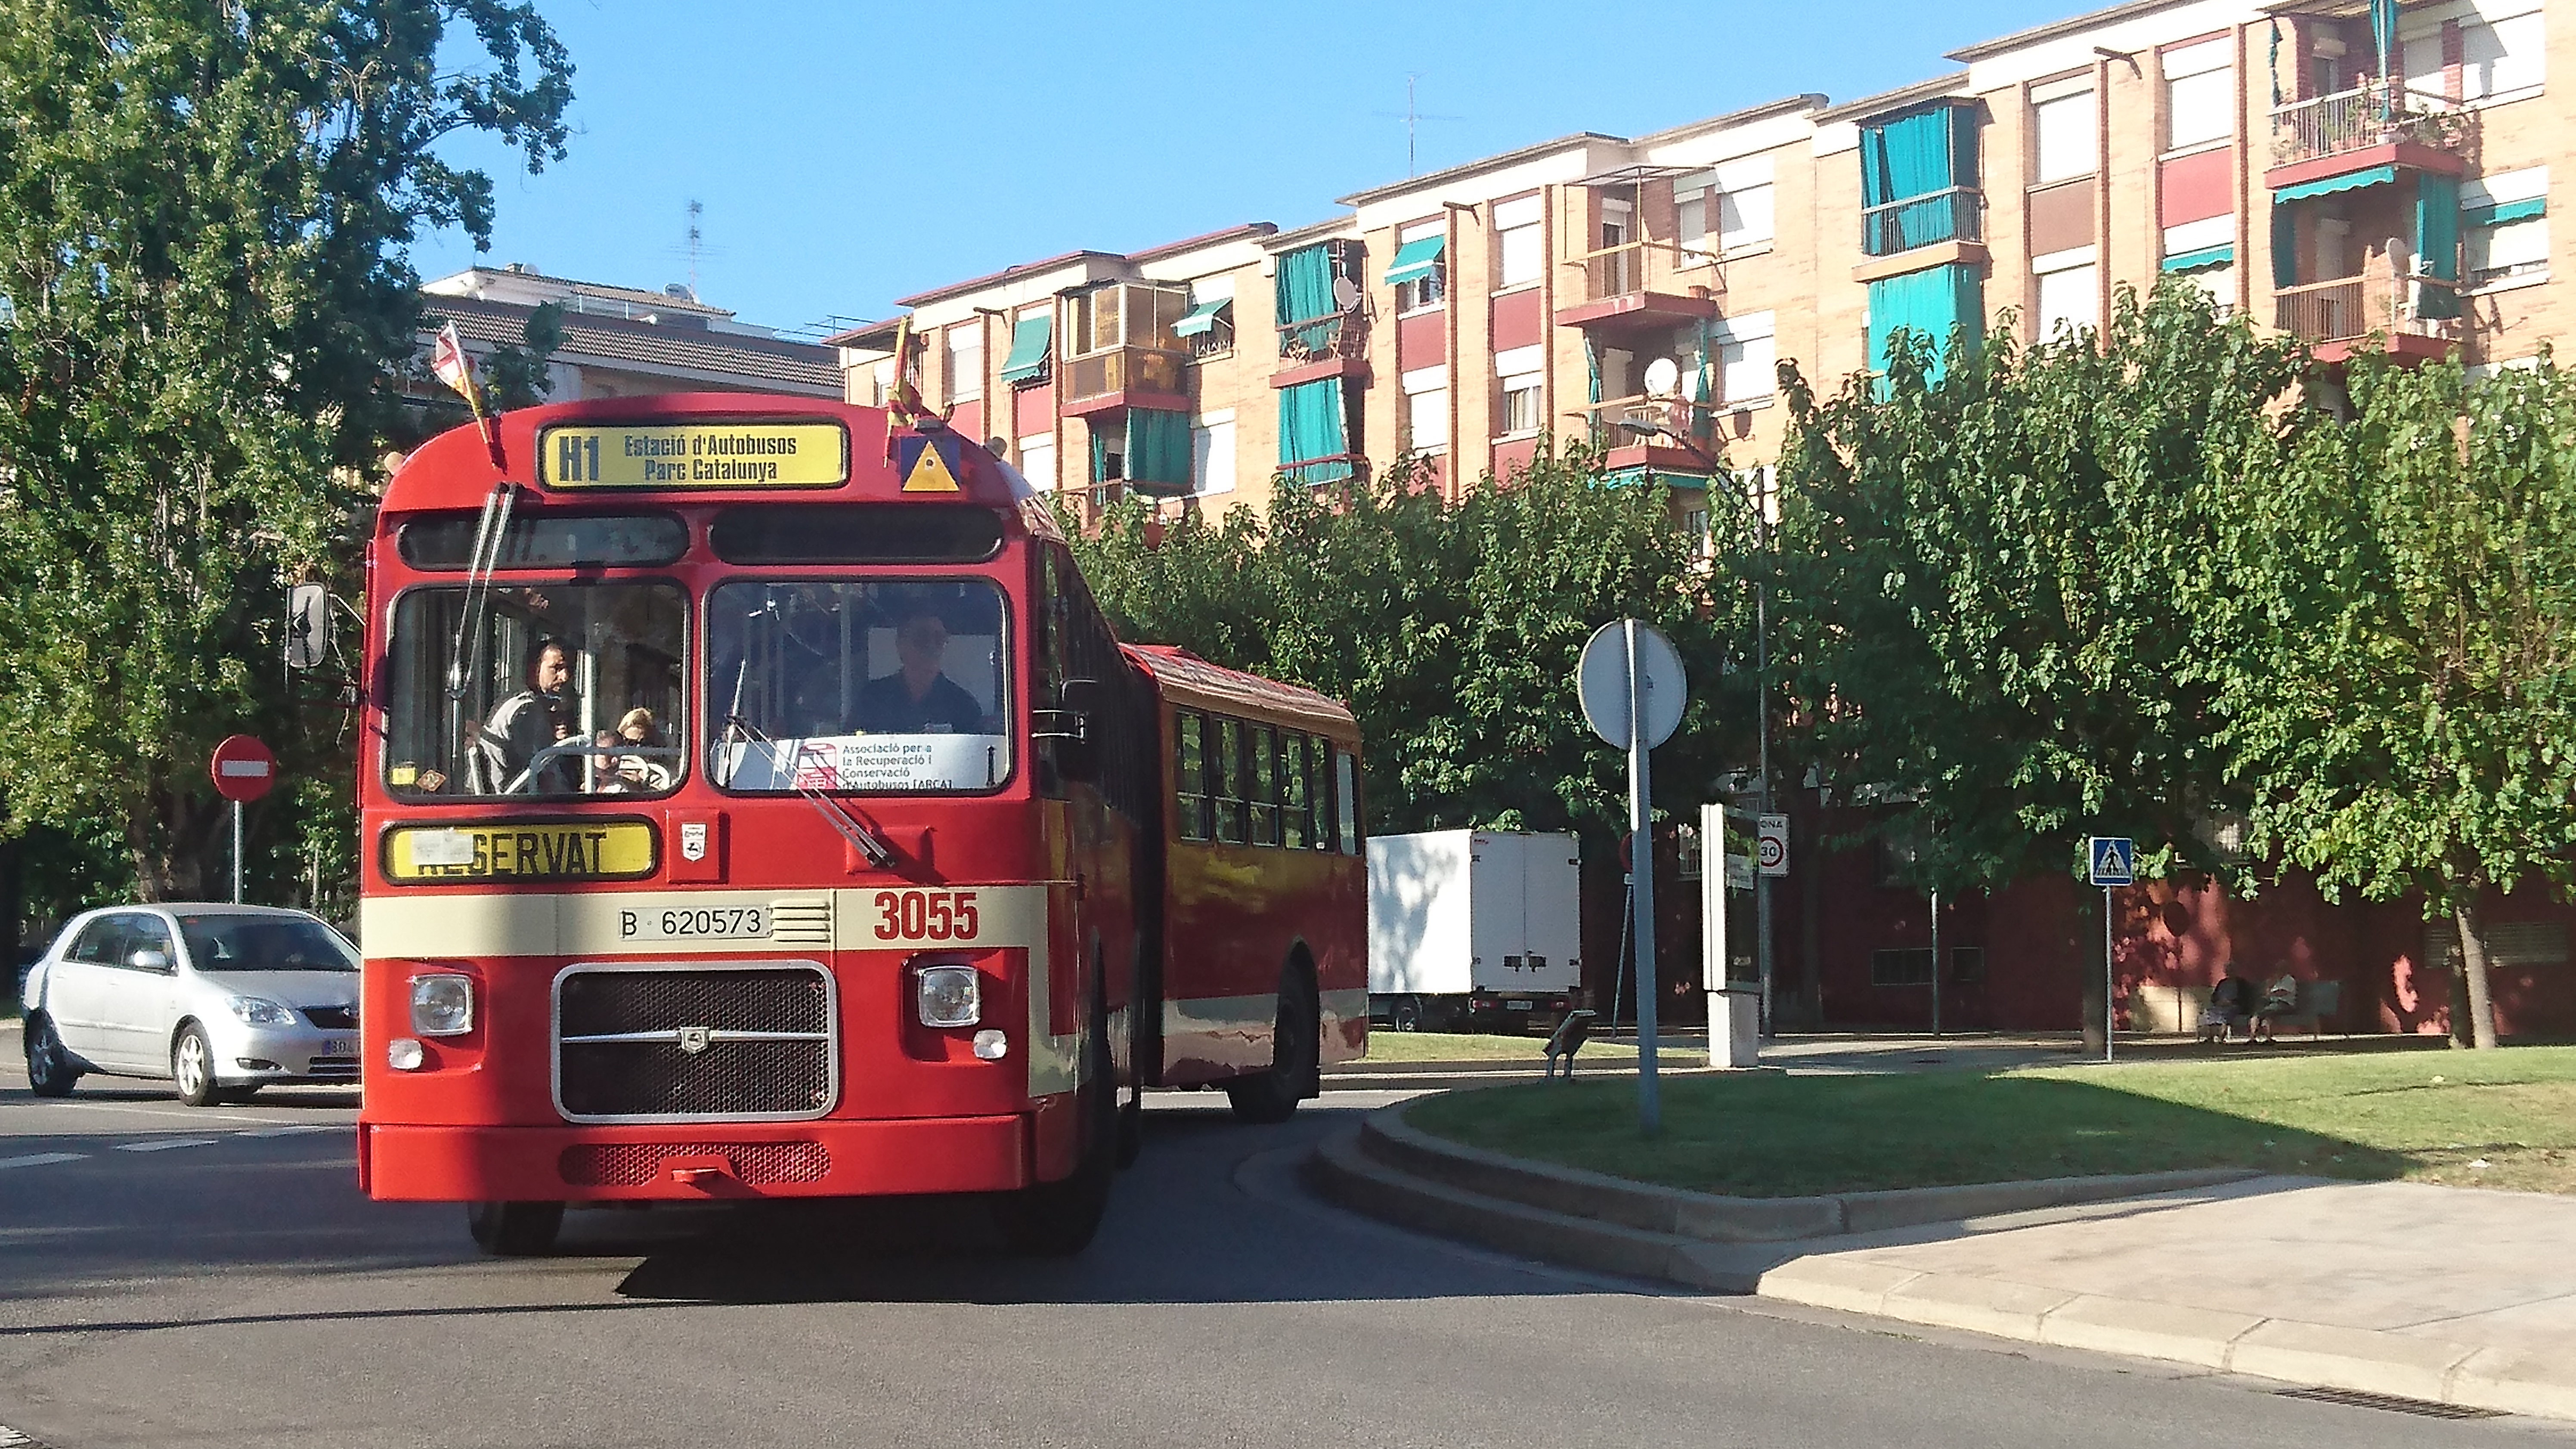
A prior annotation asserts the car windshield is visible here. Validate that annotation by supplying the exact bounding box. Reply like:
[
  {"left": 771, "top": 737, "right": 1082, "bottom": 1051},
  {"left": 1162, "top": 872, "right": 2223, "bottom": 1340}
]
[
  {"left": 177, "top": 915, "right": 357, "bottom": 973},
  {"left": 705, "top": 578, "right": 1011, "bottom": 793}
]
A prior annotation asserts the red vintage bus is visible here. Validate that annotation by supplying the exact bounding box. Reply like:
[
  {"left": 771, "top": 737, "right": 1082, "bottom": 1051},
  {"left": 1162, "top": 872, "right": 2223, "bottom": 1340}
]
[{"left": 355, "top": 393, "right": 1365, "bottom": 1255}]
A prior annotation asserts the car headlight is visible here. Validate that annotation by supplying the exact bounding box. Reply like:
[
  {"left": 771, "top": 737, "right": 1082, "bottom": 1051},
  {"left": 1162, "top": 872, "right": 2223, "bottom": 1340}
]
[
  {"left": 409, "top": 973, "right": 474, "bottom": 1037},
  {"left": 914, "top": 963, "right": 981, "bottom": 1028},
  {"left": 227, "top": 996, "right": 299, "bottom": 1028}
]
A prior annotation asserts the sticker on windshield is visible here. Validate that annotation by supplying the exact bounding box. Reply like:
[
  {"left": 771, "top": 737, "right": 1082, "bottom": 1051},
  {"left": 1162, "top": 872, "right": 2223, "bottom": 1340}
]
[{"left": 720, "top": 735, "right": 1007, "bottom": 793}]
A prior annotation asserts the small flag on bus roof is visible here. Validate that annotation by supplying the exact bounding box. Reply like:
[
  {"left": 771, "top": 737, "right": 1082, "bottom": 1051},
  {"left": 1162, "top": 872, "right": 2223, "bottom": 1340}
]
[{"left": 431, "top": 322, "right": 476, "bottom": 402}]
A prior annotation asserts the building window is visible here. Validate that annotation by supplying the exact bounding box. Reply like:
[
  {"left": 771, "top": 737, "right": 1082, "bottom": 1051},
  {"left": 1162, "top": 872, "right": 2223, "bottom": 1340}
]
[
  {"left": 943, "top": 322, "right": 982, "bottom": 403},
  {"left": 2032, "top": 87, "right": 2096, "bottom": 184},
  {"left": 1715, "top": 311, "right": 1776, "bottom": 404},
  {"left": 1871, "top": 948, "right": 1936, "bottom": 987},
  {"left": 1396, "top": 269, "right": 1446, "bottom": 315},
  {"left": 2034, "top": 253, "right": 2099, "bottom": 338},
  {"left": 1495, "top": 193, "right": 1544, "bottom": 289},
  {"left": 2468, "top": 213, "right": 2549, "bottom": 286},
  {"left": 1401, "top": 365, "right": 1447, "bottom": 452},
  {"left": 1860, "top": 102, "right": 1980, "bottom": 255},
  {"left": 2162, "top": 37, "right": 2234, "bottom": 151},
  {"left": 1190, "top": 412, "right": 1236, "bottom": 496},
  {"left": 1391, "top": 219, "right": 1448, "bottom": 314},
  {"left": 2182, "top": 261, "right": 2236, "bottom": 313},
  {"left": 1679, "top": 160, "right": 1779, "bottom": 262},
  {"left": 1017, "top": 436, "right": 1056, "bottom": 491},
  {"left": 1684, "top": 507, "right": 1712, "bottom": 561},
  {"left": 2416, "top": 9, "right": 2547, "bottom": 100}
]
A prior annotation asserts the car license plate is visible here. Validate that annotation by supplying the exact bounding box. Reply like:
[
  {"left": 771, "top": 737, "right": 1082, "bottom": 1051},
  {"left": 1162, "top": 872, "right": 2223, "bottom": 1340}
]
[
  {"left": 320, "top": 1038, "right": 352, "bottom": 1056},
  {"left": 1507, "top": 1000, "right": 1534, "bottom": 1010}
]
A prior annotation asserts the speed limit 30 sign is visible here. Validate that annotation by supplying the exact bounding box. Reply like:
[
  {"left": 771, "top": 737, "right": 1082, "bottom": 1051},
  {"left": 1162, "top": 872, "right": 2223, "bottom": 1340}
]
[{"left": 1756, "top": 813, "right": 1789, "bottom": 877}]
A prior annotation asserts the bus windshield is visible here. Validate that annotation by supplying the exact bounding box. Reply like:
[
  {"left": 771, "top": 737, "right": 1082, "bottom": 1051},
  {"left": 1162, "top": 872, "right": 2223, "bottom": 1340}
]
[
  {"left": 383, "top": 582, "right": 689, "bottom": 799},
  {"left": 707, "top": 578, "right": 1011, "bottom": 794}
]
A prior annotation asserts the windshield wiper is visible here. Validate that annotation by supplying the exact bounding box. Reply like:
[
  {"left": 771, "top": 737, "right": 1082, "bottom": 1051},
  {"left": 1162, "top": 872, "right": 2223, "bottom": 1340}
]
[{"left": 718, "top": 715, "right": 896, "bottom": 868}]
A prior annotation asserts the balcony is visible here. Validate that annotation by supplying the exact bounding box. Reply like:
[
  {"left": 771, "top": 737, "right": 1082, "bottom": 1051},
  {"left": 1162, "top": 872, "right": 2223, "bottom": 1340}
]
[
  {"left": 1863, "top": 187, "right": 1982, "bottom": 257},
  {"left": 1277, "top": 305, "right": 1366, "bottom": 365},
  {"left": 1568, "top": 394, "right": 1723, "bottom": 455},
  {"left": 1059, "top": 281, "right": 1195, "bottom": 416},
  {"left": 1063, "top": 347, "right": 1189, "bottom": 406},
  {"left": 1554, "top": 239, "right": 1721, "bottom": 331},
  {"left": 2269, "top": 82, "right": 2469, "bottom": 173},
  {"left": 2272, "top": 271, "right": 2461, "bottom": 362}
]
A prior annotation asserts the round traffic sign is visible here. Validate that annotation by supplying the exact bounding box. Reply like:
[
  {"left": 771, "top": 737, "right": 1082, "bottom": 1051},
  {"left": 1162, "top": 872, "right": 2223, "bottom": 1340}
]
[
  {"left": 1756, "top": 834, "right": 1785, "bottom": 871},
  {"left": 210, "top": 735, "right": 277, "bottom": 803},
  {"left": 1576, "top": 620, "right": 1687, "bottom": 749}
]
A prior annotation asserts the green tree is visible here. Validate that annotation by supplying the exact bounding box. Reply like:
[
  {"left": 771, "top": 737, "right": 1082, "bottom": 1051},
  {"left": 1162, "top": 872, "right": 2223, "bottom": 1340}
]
[
  {"left": 2209, "top": 356, "right": 2576, "bottom": 1048},
  {"left": 0, "top": 0, "right": 572, "bottom": 896},
  {"left": 1769, "top": 286, "right": 2302, "bottom": 1043}
]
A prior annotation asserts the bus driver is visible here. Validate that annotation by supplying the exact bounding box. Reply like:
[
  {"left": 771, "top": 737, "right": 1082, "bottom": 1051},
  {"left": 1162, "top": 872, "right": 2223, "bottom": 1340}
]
[{"left": 854, "top": 609, "right": 985, "bottom": 735}]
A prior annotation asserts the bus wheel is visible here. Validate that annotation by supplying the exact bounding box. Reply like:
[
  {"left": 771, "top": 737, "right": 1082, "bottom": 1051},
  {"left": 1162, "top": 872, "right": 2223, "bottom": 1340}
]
[
  {"left": 466, "top": 1201, "right": 564, "bottom": 1257},
  {"left": 1226, "top": 968, "right": 1316, "bottom": 1125},
  {"left": 995, "top": 1000, "right": 1115, "bottom": 1256},
  {"left": 1391, "top": 994, "right": 1424, "bottom": 1033}
]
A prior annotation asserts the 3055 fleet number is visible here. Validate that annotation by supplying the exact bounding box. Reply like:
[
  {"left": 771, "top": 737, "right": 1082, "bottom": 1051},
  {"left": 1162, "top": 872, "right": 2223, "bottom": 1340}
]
[{"left": 872, "top": 889, "right": 980, "bottom": 941}]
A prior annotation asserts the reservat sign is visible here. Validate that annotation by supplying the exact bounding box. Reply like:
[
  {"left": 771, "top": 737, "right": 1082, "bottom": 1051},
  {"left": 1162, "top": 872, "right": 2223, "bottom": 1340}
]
[
  {"left": 383, "top": 820, "right": 658, "bottom": 882},
  {"left": 539, "top": 421, "right": 848, "bottom": 489}
]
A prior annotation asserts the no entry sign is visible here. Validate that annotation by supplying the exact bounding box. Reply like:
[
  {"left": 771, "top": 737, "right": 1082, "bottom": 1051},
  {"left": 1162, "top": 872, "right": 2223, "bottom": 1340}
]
[{"left": 210, "top": 735, "right": 277, "bottom": 803}]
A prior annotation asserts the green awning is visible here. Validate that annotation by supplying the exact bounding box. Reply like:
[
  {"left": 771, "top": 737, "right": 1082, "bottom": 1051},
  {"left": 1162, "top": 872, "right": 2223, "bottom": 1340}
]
[
  {"left": 2273, "top": 165, "right": 2396, "bottom": 203},
  {"left": 2464, "top": 197, "right": 2547, "bottom": 228},
  {"left": 2161, "top": 243, "right": 2235, "bottom": 273},
  {"left": 998, "top": 315, "right": 1052, "bottom": 385},
  {"left": 1171, "top": 299, "right": 1231, "bottom": 338},
  {"left": 1384, "top": 235, "right": 1446, "bottom": 286}
]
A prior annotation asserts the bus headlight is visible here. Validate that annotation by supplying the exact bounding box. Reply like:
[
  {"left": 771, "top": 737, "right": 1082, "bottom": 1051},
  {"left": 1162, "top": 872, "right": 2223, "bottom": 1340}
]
[
  {"left": 409, "top": 973, "right": 474, "bottom": 1036},
  {"left": 914, "top": 963, "right": 981, "bottom": 1028}
]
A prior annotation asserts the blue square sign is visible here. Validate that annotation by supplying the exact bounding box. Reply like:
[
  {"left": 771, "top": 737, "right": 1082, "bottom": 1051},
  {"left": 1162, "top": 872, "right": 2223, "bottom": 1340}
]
[{"left": 2089, "top": 836, "right": 2136, "bottom": 887}]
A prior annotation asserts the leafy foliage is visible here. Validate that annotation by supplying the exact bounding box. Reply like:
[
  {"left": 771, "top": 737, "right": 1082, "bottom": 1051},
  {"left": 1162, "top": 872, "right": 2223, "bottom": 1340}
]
[{"left": 0, "top": 0, "right": 572, "bottom": 897}]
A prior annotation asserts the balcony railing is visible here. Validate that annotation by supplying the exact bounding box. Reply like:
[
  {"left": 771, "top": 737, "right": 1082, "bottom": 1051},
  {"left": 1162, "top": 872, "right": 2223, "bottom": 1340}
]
[
  {"left": 2273, "top": 271, "right": 2461, "bottom": 343},
  {"left": 1570, "top": 394, "right": 1725, "bottom": 453},
  {"left": 1558, "top": 238, "right": 1722, "bottom": 305},
  {"left": 1062, "top": 346, "right": 1189, "bottom": 403},
  {"left": 2269, "top": 82, "right": 2467, "bottom": 168},
  {"left": 1277, "top": 305, "right": 1367, "bottom": 365},
  {"left": 1862, "top": 187, "right": 1982, "bottom": 257}
]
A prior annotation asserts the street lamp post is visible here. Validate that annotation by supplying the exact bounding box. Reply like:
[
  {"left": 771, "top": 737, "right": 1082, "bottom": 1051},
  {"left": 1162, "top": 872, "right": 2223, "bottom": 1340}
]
[{"left": 1619, "top": 419, "right": 1774, "bottom": 1034}]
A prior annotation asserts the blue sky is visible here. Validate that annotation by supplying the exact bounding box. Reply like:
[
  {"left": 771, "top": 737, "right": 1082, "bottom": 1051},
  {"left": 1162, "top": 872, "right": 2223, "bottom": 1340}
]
[{"left": 414, "top": 0, "right": 2077, "bottom": 334}]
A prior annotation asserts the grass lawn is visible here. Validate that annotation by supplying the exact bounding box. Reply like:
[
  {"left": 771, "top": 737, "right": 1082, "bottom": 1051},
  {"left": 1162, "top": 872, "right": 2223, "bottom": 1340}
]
[
  {"left": 1406, "top": 1046, "right": 2576, "bottom": 1197},
  {"left": 1359, "top": 1031, "right": 1637, "bottom": 1063}
]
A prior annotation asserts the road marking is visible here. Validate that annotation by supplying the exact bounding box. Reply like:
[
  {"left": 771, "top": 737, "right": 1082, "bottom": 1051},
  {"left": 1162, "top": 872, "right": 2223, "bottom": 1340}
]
[
  {"left": 0, "top": 1154, "right": 88, "bottom": 1171},
  {"left": 234, "top": 1124, "right": 350, "bottom": 1138},
  {"left": 115, "top": 1138, "right": 220, "bottom": 1153},
  {"left": 41, "top": 1100, "right": 278, "bottom": 1127},
  {"left": 0, "top": 1423, "right": 56, "bottom": 1448}
]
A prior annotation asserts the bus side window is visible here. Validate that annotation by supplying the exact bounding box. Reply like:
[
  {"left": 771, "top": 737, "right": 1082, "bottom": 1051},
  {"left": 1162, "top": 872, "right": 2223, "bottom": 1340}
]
[
  {"left": 1334, "top": 746, "right": 1362, "bottom": 855},
  {"left": 1248, "top": 723, "right": 1279, "bottom": 847},
  {"left": 1175, "top": 711, "right": 1209, "bottom": 842},
  {"left": 1213, "top": 717, "right": 1245, "bottom": 845},
  {"left": 1281, "top": 731, "right": 1310, "bottom": 849}
]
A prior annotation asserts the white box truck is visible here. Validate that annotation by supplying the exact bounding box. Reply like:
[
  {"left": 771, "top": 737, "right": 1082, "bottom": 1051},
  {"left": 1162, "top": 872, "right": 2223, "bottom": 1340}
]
[{"left": 1368, "top": 829, "right": 1582, "bottom": 1033}]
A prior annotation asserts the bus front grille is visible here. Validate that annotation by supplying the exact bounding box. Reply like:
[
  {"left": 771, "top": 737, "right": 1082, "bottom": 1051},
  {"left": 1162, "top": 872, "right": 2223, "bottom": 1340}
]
[{"left": 552, "top": 963, "right": 836, "bottom": 1123}]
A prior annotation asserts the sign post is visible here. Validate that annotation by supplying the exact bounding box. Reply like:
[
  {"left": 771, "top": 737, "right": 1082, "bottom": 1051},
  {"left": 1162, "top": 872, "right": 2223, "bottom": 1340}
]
[
  {"left": 1578, "top": 620, "right": 1686, "bottom": 1134},
  {"left": 211, "top": 736, "right": 277, "bottom": 904},
  {"left": 2087, "top": 836, "right": 2135, "bottom": 1063}
]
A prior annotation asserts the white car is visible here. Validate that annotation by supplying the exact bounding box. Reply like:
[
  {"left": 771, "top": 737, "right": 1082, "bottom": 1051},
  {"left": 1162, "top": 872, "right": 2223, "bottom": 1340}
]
[{"left": 21, "top": 904, "right": 361, "bottom": 1106}]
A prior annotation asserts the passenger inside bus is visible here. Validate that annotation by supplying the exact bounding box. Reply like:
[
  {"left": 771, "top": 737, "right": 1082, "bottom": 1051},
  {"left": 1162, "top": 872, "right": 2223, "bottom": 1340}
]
[{"left": 472, "top": 638, "right": 580, "bottom": 794}]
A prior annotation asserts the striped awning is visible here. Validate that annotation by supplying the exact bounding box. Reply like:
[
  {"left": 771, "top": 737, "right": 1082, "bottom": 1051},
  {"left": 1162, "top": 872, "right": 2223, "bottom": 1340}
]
[
  {"left": 1384, "top": 235, "right": 1446, "bottom": 286},
  {"left": 2161, "top": 243, "right": 2235, "bottom": 272},
  {"left": 2273, "top": 165, "right": 2396, "bottom": 204}
]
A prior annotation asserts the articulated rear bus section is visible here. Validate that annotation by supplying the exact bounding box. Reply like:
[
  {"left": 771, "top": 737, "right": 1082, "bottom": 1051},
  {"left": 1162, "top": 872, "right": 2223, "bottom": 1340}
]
[{"left": 356, "top": 881, "right": 1098, "bottom": 1203}]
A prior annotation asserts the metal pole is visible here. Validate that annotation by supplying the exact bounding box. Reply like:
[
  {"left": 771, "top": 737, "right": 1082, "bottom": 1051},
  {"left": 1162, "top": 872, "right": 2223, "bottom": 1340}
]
[
  {"left": 2102, "top": 886, "right": 2115, "bottom": 1063},
  {"left": 1626, "top": 620, "right": 1660, "bottom": 1135},
  {"left": 1930, "top": 888, "right": 1942, "bottom": 1038},
  {"left": 232, "top": 800, "right": 244, "bottom": 905},
  {"left": 1755, "top": 571, "right": 1773, "bottom": 1037}
]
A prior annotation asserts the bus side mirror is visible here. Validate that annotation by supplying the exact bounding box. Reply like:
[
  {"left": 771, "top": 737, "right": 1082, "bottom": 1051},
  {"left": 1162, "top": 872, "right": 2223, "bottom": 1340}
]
[
  {"left": 1038, "top": 678, "right": 1102, "bottom": 783},
  {"left": 286, "top": 583, "right": 333, "bottom": 670}
]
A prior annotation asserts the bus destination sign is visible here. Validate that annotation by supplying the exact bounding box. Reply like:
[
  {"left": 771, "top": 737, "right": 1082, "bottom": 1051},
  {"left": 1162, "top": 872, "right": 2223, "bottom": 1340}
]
[
  {"left": 383, "top": 821, "right": 659, "bottom": 882},
  {"left": 538, "top": 421, "right": 848, "bottom": 489}
]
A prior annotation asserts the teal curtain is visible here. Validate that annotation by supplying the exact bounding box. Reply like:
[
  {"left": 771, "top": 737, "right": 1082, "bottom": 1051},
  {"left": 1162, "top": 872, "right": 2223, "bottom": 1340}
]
[
  {"left": 1089, "top": 427, "right": 1111, "bottom": 484},
  {"left": 1276, "top": 244, "right": 1338, "bottom": 354},
  {"left": 1277, "top": 378, "right": 1348, "bottom": 482},
  {"left": 1867, "top": 263, "right": 1982, "bottom": 382},
  {"left": 2416, "top": 172, "right": 2463, "bottom": 319},
  {"left": 2272, "top": 211, "right": 2299, "bottom": 290},
  {"left": 1861, "top": 104, "right": 1975, "bottom": 253},
  {"left": 1125, "top": 408, "right": 1192, "bottom": 491}
]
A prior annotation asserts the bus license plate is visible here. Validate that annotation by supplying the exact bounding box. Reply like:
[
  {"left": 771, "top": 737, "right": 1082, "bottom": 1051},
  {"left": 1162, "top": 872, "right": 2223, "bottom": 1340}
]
[{"left": 619, "top": 906, "right": 771, "bottom": 942}]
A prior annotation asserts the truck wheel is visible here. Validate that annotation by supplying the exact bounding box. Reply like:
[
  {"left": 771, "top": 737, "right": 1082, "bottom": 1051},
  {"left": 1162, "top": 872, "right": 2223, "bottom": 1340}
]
[
  {"left": 995, "top": 993, "right": 1116, "bottom": 1256},
  {"left": 1226, "top": 968, "right": 1316, "bottom": 1125},
  {"left": 1391, "top": 994, "right": 1424, "bottom": 1032},
  {"left": 466, "top": 1200, "right": 565, "bottom": 1256},
  {"left": 24, "top": 1015, "right": 78, "bottom": 1098}
]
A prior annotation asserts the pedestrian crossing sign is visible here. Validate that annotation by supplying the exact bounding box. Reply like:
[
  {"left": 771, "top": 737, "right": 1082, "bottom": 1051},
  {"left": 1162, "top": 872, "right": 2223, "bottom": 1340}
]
[
  {"left": 897, "top": 433, "right": 963, "bottom": 493},
  {"left": 2089, "top": 836, "right": 2136, "bottom": 887}
]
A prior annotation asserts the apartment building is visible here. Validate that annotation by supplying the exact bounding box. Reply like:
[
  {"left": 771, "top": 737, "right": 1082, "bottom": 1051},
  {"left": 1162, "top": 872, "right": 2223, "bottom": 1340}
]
[
  {"left": 421, "top": 264, "right": 840, "bottom": 402},
  {"left": 834, "top": 0, "right": 2564, "bottom": 533}
]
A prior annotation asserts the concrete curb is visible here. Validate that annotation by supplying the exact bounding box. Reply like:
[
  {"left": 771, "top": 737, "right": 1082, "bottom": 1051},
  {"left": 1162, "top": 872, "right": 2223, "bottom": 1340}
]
[{"left": 1308, "top": 1096, "right": 2576, "bottom": 1422}]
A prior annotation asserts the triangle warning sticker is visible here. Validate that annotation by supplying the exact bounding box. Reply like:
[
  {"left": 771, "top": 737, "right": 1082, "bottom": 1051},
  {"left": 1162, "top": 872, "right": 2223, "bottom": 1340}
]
[{"left": 902, "top": 436, "right": 963, "bottom": 493}]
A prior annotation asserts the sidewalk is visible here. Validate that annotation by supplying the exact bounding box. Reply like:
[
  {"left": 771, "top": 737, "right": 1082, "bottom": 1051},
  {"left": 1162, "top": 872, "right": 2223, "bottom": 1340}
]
[{"left": 1312, "top": 1098, "right": 2576, "bottom": 1421}]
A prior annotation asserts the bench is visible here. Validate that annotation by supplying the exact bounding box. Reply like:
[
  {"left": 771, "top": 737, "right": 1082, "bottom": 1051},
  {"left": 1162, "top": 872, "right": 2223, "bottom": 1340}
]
[{"left": 2262, "top": 978, "right": 2343, "bottom": 1037}]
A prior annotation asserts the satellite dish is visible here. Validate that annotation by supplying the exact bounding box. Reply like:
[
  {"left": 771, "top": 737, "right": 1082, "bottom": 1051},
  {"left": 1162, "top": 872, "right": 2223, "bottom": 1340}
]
[
  {"left": 1641, "top": 356, "right": 1680, "bottom": 397},
  {"left": 1331, "top": 276, "right": 1361, "bottom": 310}
]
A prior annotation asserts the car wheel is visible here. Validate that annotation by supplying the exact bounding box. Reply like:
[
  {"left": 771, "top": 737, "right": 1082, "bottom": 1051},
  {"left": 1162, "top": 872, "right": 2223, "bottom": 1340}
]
[
  {"left": 1226, "top": 966, "right": 1317, "bottom": 1125},
  {"left": 467, "top": 1201, "right": 565, "bottom": 1256},
  {"left": 172, "top": 1024, "right": 221, "bottom": 1108},
  {"left": 1391, "top": 994, "right": 1423, "bottom": 1032},
  {"left": 24, "top": 1015, "right": 78, "bottom": 1098}
]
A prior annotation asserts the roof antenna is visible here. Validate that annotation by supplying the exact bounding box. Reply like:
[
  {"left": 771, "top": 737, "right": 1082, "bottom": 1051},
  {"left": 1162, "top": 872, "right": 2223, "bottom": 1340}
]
[
  {"left": 684, "top": 200, "right": 703, "bottom": 301},
  {"left": 1372, "top": 74, "right": 1462, "bottom": 177}
]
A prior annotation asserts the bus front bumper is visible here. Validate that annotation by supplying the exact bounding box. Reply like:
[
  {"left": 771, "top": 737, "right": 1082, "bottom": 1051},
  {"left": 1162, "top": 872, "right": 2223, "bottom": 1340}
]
[{"left": 359, "top": 1115, "right": 1031, "bottom": 1202}]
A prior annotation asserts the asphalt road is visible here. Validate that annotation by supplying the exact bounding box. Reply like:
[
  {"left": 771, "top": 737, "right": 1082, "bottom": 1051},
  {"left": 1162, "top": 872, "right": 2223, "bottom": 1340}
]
[{"left": 2, "top": 1052, "right": 2569, "bottom": 1449}]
